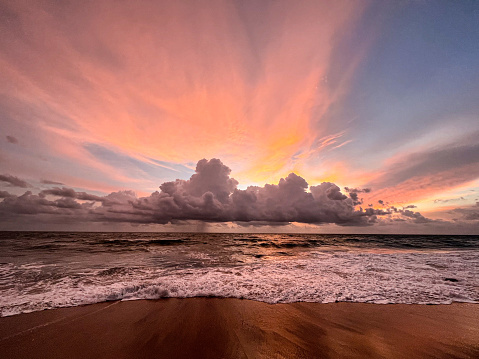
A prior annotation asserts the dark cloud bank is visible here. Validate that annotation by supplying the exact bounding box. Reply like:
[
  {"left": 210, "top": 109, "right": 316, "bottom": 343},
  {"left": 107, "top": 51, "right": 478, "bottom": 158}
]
[{"left": 0, "top": 159, "right": 440, "bottom": 228}]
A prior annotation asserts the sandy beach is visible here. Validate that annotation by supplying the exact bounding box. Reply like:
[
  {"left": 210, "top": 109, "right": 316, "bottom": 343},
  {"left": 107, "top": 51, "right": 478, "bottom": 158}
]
[{"left": 0, "top": 299, "right": 478, "bottom": 358}]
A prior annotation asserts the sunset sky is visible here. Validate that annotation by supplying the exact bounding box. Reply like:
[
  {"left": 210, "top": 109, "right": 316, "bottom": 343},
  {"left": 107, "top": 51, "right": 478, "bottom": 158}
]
[{"left": 1, "top": 0, "right": 478, "bottom": 233}]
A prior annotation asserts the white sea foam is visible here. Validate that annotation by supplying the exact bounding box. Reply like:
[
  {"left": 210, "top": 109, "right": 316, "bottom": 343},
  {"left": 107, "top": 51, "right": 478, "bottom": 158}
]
[{"left": 1, "top": 250, "right": 478, "bottom": 316}]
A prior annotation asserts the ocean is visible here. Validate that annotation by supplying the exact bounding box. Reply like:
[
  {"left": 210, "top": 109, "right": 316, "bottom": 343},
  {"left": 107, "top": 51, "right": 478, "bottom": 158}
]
[{"left": 0, "top": 232, "right": 478, "bottom": 317}]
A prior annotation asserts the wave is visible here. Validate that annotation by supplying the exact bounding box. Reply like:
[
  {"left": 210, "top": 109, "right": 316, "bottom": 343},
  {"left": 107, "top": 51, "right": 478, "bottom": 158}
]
[{"left": 1, "top": 250, "right": 478, "bottom": 317}]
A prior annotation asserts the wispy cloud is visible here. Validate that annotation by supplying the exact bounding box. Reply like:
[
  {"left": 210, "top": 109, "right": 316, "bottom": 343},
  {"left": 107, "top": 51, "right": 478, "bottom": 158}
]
[
  {"left": 6, "top": 135, "right": 18, "bottom": 144},
  {"left": 0, "top": 0, "right": 366, "bottom": 186},
  {"left": 361, "top": 134, "right": 479, "bottom": 205},
  {"left": 0, "top": 174, "right": 30, "bottom": 188},
  {"left": 40, "top": 179, "right": 64, "bottom": 185}
]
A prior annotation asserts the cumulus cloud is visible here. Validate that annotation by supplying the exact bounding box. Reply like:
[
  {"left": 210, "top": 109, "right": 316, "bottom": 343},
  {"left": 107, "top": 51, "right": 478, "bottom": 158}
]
[
  {"left": 464, "top": 212, "right": 479, "bottom": 220},
  {"left": 0, "top": 159, "right": 369, "bottom": 226},
  {"left": 400, "top": 209, "right": 432, "bottom": 224},
  {"left": 0, "top": 159, "right": 436, "bottom": 228},
  {"left": 0, "top": 191, "right": 87, "bottom": 215},
  {"left": 344, "top": 187, "right": 371, "bottom": 205},
  {"left": 450, "top": 204, "right": 479, "bottom": 221},
  {"left": 0, "top": 174, "right": 30, "bottom": 188}
]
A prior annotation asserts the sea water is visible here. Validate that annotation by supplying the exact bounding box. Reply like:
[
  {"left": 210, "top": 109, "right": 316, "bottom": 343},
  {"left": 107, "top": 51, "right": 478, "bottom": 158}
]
[{"left": 0, "top": 232, "right": 478, "bottom": 316}]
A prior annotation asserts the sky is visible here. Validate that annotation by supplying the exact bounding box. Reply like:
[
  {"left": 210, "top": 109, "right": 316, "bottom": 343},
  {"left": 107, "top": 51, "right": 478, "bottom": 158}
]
[{"left": 0, "top": 0, "right": 478, "bottom": 233}]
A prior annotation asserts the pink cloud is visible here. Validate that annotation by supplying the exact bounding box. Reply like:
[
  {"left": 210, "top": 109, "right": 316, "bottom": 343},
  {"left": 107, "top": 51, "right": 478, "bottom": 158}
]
[{"left": 0, "top": 0, "right": 366, "bottom": 185}]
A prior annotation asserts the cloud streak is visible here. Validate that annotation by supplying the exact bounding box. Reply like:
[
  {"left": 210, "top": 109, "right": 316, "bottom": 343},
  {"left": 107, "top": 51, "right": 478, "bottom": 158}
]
[
  {"left": 362, "top": 135, "right": 479, "bottom": 205},
  {"left": 0, "top": 174, "right": 30, "bottom": 188},
  {"left": 40, "top": 179, "right": 65, "bottom": 185}
]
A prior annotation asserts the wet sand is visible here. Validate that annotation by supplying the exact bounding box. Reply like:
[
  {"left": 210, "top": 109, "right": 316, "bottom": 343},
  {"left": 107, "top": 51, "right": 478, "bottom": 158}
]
[{"left": 1, "top": 299, "right": 478, "bottom": 358}]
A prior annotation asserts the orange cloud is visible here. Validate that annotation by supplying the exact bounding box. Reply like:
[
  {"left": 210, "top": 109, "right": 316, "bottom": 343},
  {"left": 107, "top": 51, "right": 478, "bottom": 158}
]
[
  {"left": 1, "top": 0, "right": 366, "bottom": 186},
  {"left": 363, "top": 163, "right": 479, "bottom": 207}
]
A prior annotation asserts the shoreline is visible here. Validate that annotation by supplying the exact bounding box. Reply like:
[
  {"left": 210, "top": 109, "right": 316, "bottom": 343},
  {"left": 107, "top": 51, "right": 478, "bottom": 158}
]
[
  {"left": 2, "top": 296, "right": 479, "bottom": 318},
  {"left": 1, "top": 298, "right": 478, "bottom": 358}
]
